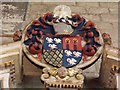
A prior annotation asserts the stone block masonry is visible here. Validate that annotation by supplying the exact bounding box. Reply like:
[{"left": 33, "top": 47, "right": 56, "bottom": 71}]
[{"left": 1, "top": 2, "right": 28, "bottom": 34}]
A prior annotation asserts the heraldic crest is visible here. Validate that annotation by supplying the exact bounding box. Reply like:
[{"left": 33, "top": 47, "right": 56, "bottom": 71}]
[{"left": 22, "top": 5, "right": 103, "bottom": 89}]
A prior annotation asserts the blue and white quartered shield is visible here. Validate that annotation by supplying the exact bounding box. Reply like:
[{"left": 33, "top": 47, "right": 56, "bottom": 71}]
[{"left": 43, "top": 35, "right": 82, "bottom": 68}]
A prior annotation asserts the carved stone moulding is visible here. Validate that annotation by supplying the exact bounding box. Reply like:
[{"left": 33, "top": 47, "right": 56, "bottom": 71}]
[{"left": 41, "top": 67, "right": 84, "bottom": 89}]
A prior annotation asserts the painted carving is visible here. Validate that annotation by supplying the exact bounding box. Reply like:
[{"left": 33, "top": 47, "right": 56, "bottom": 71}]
[{"left": 22, "top": 5, "right": 104, "bottom": 89}]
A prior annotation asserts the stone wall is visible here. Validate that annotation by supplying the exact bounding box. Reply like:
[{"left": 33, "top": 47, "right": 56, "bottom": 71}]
[
  {"left": 1, "top": 2, "right": 119, "bottom": 47},
  {"left": 1, "top": 2, "right": 28, "bottom": 34}
]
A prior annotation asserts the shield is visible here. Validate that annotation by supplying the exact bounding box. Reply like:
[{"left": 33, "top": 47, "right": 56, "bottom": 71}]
[{"left": 43, "top": 36, "right": 82, "bottom": 68}]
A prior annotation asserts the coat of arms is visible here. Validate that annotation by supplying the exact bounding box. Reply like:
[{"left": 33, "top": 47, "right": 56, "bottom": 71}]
[
  {"left": 22, "top": 5, "right": 103, "bottom": 89},
  {"left": 43, "top": 35, "right": 82, "bottom": 67},
  {"left": 23, "top": 5, "right": 103, "bottom": 69}
]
